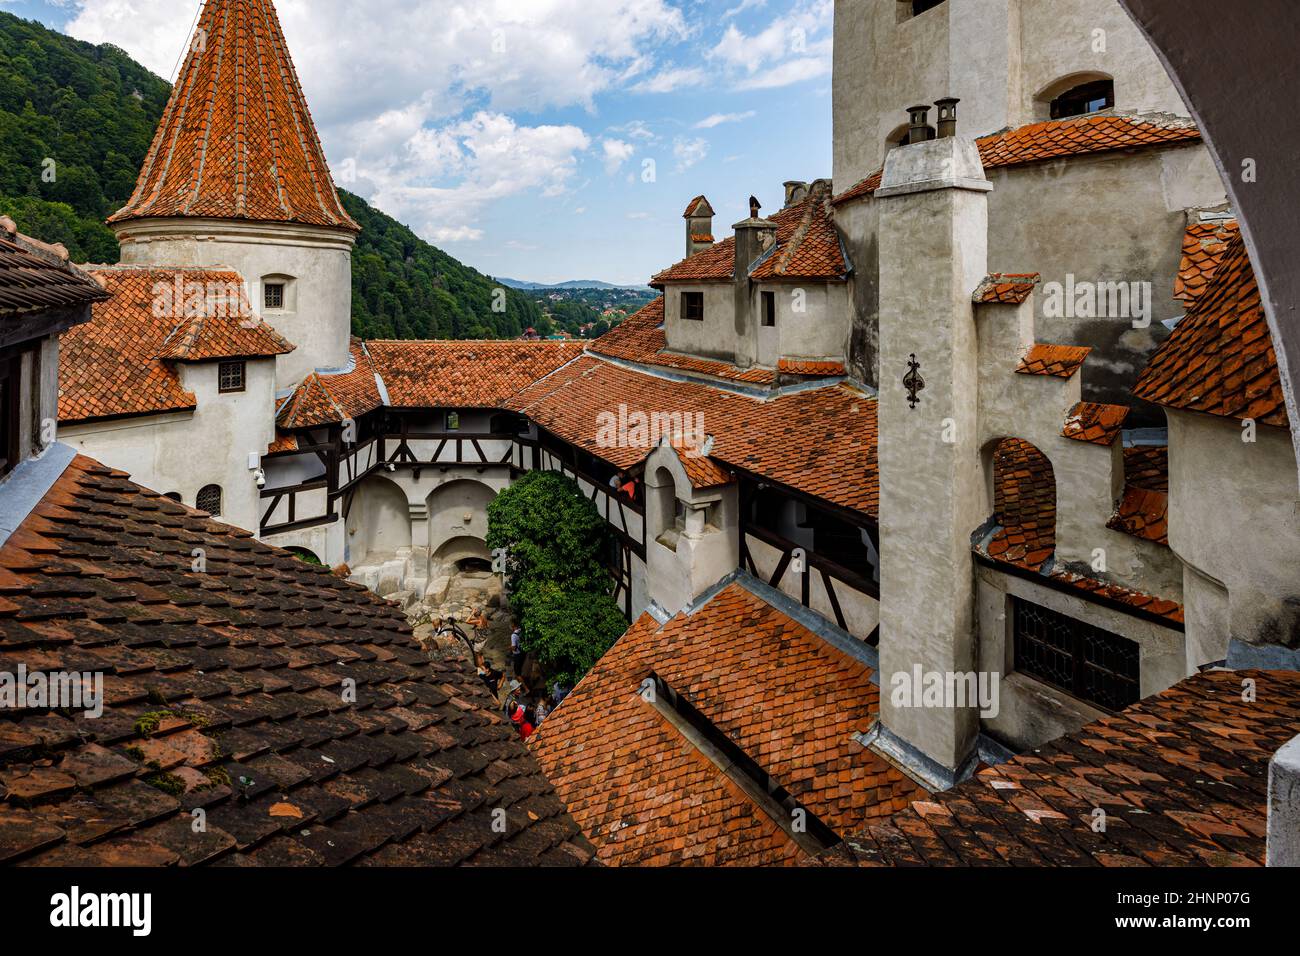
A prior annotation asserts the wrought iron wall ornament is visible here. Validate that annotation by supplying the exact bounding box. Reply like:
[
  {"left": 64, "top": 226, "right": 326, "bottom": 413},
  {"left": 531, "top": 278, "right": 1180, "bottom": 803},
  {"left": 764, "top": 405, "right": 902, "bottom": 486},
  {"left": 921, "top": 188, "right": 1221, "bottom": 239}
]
[{"left": 903, "top": 354, "right": 926, "bottom": 408}]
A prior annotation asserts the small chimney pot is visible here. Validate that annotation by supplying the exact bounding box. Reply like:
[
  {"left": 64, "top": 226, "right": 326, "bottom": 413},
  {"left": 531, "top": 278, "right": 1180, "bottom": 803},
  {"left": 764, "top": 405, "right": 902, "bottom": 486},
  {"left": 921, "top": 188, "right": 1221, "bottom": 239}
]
[
  {"left": 935, "top": 97, "right": 960, "bottom": 138},
  {"left": 907, "top": 105, "right": 931, "bottom": 145}
]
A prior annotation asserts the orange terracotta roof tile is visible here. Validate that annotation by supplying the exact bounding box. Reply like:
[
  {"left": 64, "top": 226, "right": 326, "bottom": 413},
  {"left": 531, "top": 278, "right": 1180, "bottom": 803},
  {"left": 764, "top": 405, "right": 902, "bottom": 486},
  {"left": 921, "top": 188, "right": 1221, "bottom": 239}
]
[
  {"left": 1108, "top": 485, "right": 1169, "bottom": 546},
  {"left": 986, "top": 438, "right": 1056, "bottom": 569},
  {"left": 1123, "top": 445, "right": 1168, "bottom": 492},
  {"left": 367, "top": 340, "right": 584, "bottom": 409},
  {"left": 531, "top": 581, "right": 925, "bottom": 866},
  {"left": 1175, "top": 219, "right": 1239, "bottom": 303},
  {"left": 277, "top": 339, "right": 383, "bottom": 429},
  {"left": 1061, "top": 402, "right": 1129, "bottom": 445},
  {"left": 821, "top": 670, "right": 1300, "bottom": 867},
  {"left": 60, "top": 267, "right": 292, "bottom": 424},
  {"left": 1047, "top": 569, "right": 1184, "bottom": 625},
  {"left": 267, "top": 430, "right": 298, "bottom": 453},
  {"left": 507, "top": 356, "right": 879, "bottom": 516},
  {"left": 974, "top": 273, "right": 1041, "bottom": 305},
  {"left": 652, "top": 185, "right": 847, "bottom": 286},
  {"left": 1017, "top": 343, "right": 1092, "bottom": 378},
  {"left": 833, "top": 113, "right": 1202, "bottom": 206},
  {"left": 1135, "top": 234, "right": 1288, "bottom": 427},
  {"left": 683, "top": 195, "right": 713, "bottom": 218},
  {"left": 0, "top": 455, "right": 592, "bottom": 867},
  {"left": 109, "top": 0, "right": 358, "bottom": 232},
  {"left": 676, "top": 449, "right": 733, "bottom": 489},
  {"left": 777, "top": 358, "right": 847, "bottom": 377},
  {"left": 590, "top": 298, "right": 775, "bottom": 384},
  {"left": 0, "top": 221, "right": 110, "bottom": 319}
]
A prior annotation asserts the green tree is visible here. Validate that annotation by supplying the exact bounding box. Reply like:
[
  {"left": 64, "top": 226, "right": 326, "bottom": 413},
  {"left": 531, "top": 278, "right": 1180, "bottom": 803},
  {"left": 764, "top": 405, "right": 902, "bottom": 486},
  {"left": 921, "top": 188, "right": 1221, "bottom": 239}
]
[{"left": 486, "top": 471, "right": 624, "bottom": 684}]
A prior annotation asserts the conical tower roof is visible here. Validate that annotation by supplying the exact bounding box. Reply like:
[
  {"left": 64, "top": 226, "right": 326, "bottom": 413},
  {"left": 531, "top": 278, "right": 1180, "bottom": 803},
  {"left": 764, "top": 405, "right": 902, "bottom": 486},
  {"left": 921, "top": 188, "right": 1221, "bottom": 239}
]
[{"left": 109, "top": 0, "right": 359, "bottom": 232}]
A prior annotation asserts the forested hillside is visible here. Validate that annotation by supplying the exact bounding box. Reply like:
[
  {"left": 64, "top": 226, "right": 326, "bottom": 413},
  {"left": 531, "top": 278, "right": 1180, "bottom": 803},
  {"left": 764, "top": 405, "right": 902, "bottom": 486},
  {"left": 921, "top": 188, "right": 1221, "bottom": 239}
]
[{"left": 0, "top": 10, "right": 543, "bottom": 339}]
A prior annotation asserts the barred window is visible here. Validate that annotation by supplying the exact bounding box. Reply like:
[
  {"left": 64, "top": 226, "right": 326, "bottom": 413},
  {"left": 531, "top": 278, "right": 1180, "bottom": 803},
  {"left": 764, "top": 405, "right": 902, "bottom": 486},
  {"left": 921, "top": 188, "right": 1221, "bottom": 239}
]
[
  {"left": 196, "top": 485, "right": 223, "bottom": 517},
  {"left": 218, "top": 360, "right": 246, "bottom": 394},
  {"left": 264, "top": 283, "right": 285, "bottom": 310},
  {"left": 1012, "top": 597, "right": 1140, "bottom": 711}
]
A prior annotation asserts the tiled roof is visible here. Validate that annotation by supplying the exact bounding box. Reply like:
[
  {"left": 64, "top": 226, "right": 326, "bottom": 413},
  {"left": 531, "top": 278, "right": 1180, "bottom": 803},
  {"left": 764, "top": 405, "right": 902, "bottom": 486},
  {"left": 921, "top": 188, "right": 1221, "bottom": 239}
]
[
  {"left": 683, "top": 196, "right": 713, "bottom": 218},
  {"left": 1134, "top": 234, "right": 1288, "bottom": 427},
  {"left": 109, "top": 0, "right": 358, "bottom": 232},
  {"left": 819, "top": 669, "right": 1300, "bottom": 867},
  {"left": 0, "top": 219, "right": 110, "bottom": 320},
  {"left": 1107, "top": 445, "right": 1170, "bottom": 546},
  {"left": 652, "top": 186, "right": 848, "bottom": 285},
  {"left": 59, "top": 267, "right": 291, "bottom": 424},
  {"left": 267, "top": 431, "right": 299, "bottom": 454},
  {"left": 777, "top": 358, "right": 847, "bottom": 377},
  {"left": 0, "top": 456, "right": 592, "bottom": 867},
  {"left": 980, "top": 438, "right": 1181, "bottom": 624},
  {"left": 1175, "top": 219, "right": 1239, "bottom": 303},
  {"left": 1017, "top": 343, "right": 1092, "bottom": 378},
  {"left": 531, "top": 581, "right": 925, "bottom": 866},
  {"left": 277, "top": 340, "right": 383, "bottom": 430},
  {"left": 833, "top": 113, "right": 1202, "bottom": 206},
  {"left": 1061, "top": 402, "right": 1128, "bottom": 445},
  {"left": 507, "top": 356, "right": 880, "bottom": 516},
  {"left": 589, "top": 299, "right": 777, "bottom": 386},
  {"left": 986, "top": 438, "right": 1056, "bottom": 570},
  {"left": 367, "top": 340, "right": 583, "bottom": 409},
  {"left": 974, "top": 273, "right": 1040, "bottom": 305}
]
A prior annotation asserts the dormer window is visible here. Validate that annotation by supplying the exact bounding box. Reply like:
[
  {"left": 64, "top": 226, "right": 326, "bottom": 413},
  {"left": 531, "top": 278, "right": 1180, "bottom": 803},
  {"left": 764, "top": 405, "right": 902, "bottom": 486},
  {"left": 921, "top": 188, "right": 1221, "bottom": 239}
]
[
  {"left": 1050, "top": 79, "right": 1114, "bottom": 119},
  {"left": 264, "top": 283, "right": 285, "bottom": 310},
  {"left": 682, "top": 291, "right": 705, "bottom": 322},
  {"left": 218, "top": 360, "right": 246, "bottom": 394}
]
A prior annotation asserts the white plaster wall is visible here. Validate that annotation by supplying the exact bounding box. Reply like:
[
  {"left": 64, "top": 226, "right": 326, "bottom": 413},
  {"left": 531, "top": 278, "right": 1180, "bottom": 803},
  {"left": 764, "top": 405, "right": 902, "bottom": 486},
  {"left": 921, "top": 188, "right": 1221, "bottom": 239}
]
[
  {"left": 1167, "top": 410, "right": 1300, "bottom": 654},
  {"left": 114, "top": 218, "right": 355, "bottom": 388},
  {"left": 977, "top": 564, "right": 1186, "bottom": 749},
  {"left": 745, "top": 533, "right": 880, "bottom": 640},
  {"left": 345, "top": 474, "right": 412, "bottom": 564},
  {"left": 426, "top": 479, "right": 498, "bottom": 558},
  {"left": 59, "top": 357, "right": 278, "bottom": 534},
  {"left": 662, "top": 283, "right": 740, "bottom": 364},
  {"left": 752, "top": 282, "right": 851, "bottom": 362},
  {"left": 833, "top": 0, "right": 1192, "bottom": 186}
]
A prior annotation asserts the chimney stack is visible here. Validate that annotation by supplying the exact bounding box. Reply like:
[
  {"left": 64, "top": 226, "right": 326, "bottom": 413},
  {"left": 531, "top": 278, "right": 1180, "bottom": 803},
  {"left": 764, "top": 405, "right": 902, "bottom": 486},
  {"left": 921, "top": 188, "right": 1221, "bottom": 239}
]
[
  {"left": 783, "top": 181, "right": 810, "bottom": 208},
  {"left": 683, "top": 195, "right": 716, "bottom": 259},
  {"left": 907, "top": 104, "right": 932, "bottom": 145},
  {"left": 935, "top": 97, "right": 960, "bottom": 138},
  {"left": 732, "top": 196, "right": 778, "bottom": 365}
]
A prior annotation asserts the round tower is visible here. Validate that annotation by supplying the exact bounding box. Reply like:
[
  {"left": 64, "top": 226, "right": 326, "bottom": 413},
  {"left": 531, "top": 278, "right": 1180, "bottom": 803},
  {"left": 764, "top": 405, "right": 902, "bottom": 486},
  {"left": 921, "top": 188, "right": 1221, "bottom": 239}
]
[{"left": 109, "top": 0, "right": 359, "bottom": 389}]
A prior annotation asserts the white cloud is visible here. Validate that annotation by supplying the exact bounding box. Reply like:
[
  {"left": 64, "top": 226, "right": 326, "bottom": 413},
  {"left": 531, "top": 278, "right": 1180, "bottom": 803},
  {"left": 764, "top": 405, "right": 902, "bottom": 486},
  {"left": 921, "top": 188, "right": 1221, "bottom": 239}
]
[
  {"left": 694, "top": 110, "right": 757, "bottom": 129},
  {"left": 601, "top": 138, "right": 636, "bottom": 175},
  {"left": 673, "top": 136, "right": 710, "bottom": 173},
  {"left": 724, "top": 0, "right": 767, "bottom": 18},
  {"left": 709, "top": 0, "right": 833, "bottom": 91},
  {"left": 632, "top": 66, "right": 707, "bottom": 94}
]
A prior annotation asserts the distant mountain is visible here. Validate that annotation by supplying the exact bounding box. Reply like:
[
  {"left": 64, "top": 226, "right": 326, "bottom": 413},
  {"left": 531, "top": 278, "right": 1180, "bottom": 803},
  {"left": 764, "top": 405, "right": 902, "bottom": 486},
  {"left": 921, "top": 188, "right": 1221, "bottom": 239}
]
[
  {"left": 497, "top": 277, "right": 653, "bottom": 292},
  {"left": 0, "top": 10, "right": 543, "bottom": 341}
]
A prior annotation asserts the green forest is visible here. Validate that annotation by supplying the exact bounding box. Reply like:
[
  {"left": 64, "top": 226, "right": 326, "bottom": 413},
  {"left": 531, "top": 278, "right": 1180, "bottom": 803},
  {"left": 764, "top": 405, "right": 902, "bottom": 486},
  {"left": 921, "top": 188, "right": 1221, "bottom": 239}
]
[{"left": 0, "top": 10, "right": 544, "bottom": 340}]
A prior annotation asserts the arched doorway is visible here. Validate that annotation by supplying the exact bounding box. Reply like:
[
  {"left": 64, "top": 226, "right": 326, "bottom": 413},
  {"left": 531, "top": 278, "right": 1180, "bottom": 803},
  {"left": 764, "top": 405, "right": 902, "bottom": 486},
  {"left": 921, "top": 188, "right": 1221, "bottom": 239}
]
[
  {"left": 425, "top": 479, "right": 497, "bottom": 565},
  {"left": 346, "top": 474, "right": 411, "bottom": 566}
]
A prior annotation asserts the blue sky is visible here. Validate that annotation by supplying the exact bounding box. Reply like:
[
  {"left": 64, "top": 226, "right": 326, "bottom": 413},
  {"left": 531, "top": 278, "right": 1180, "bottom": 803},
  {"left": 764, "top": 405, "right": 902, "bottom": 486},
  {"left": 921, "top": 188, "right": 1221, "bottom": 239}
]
[{"left": 3, "top": 0, "right": 834, "bottom": 286}]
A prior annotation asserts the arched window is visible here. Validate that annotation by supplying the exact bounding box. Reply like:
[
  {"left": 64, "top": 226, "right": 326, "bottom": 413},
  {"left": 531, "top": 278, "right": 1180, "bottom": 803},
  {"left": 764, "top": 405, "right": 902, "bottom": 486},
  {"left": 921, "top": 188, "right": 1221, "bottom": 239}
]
[
  {"left": 259, "top": 274, "right": 297, "bottom": 312},
  {"left": 163, "top": 492, "right": 182, "bottom": 502},
  {"left": 1038, "top": 76, "right": 1115, "bottom": 120},
  {"left": 196, "top": 485, "right": 223, "bottom": 517}
]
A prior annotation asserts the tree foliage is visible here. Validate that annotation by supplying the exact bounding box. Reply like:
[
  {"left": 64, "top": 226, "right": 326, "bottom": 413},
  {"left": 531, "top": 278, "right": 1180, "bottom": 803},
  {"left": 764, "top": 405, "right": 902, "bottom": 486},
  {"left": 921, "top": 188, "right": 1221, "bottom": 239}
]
[
  {"left": 0, "top": 11, "right": 544, "bottom": 340},
  {"left": 486, "top": 471, "right": 625, "bottom": 684}
]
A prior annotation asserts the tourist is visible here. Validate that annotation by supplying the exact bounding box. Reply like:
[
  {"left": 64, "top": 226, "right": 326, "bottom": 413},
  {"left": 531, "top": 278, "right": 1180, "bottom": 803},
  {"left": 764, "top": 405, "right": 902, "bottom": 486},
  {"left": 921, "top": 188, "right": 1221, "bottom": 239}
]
[
  {"left": 510, "top": 626, "right": 524, "bottom": 675},
  {"left": 551, "top": 681, "right": 569, "bottom": 706},
  {"left": 535, "top": 698, "right": 551, "bottom": 724}
]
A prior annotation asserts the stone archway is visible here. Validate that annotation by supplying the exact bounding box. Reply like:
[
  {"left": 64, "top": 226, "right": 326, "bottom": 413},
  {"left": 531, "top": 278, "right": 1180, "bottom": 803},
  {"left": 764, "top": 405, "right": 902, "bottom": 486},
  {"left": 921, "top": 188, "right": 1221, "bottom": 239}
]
[
  {"left": 425, "top": 479, "right": 497, "bottom": 562},
  {"left": 347, "top": 473, "right": 412, "bottom": 567}
]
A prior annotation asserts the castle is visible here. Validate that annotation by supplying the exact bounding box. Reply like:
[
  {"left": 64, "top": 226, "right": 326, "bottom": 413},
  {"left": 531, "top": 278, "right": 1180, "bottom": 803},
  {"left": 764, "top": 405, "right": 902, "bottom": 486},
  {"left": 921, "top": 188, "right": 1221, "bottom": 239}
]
[{"left": 2, "top": 0, "right": 1297, "bottom": 868}]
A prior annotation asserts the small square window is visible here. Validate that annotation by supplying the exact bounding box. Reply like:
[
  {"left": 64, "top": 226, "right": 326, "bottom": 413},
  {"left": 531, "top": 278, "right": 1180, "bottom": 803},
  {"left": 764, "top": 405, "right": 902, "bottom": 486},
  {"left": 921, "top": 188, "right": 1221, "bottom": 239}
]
[
  {"left": 682, "top": 291, "right": 705, "bottom": 322},
  {"left": 218, "top": 360, "right": 246, "bottom": 394},
  {"left": 761, "top": 291, "right": 776, "bottom": 327},
  {"left": 264, "top": 283, "right": 285, "bottom": 310},
  {"left": 446, "top": 412, "right": 461, "bottom": 431}
]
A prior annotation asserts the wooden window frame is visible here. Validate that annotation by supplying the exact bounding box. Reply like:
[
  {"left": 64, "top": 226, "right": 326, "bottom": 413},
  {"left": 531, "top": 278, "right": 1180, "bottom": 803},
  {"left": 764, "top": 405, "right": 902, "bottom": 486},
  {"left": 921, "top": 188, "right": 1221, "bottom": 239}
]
[{"left": 681, "top": 291, "right": 705, "bottom": 322}]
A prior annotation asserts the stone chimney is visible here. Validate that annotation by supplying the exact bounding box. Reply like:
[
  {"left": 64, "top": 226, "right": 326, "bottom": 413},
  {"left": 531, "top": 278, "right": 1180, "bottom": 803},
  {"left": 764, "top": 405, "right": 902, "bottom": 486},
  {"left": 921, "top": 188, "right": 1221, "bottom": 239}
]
[
  {"left": 683, "top": 195, "right": 715, "bottom": 259},
  {"left": 1268, "top": 734, "right": 1300, "bottom": 866},
  {"left": 783, "top": 181, "right": 810, "bottom": 208},
  {"left": 871, "top": 106, "right": 994, "bottom": 789},
  {"left": 731, "top": 196, "right": 778, "bottom": 363}
]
